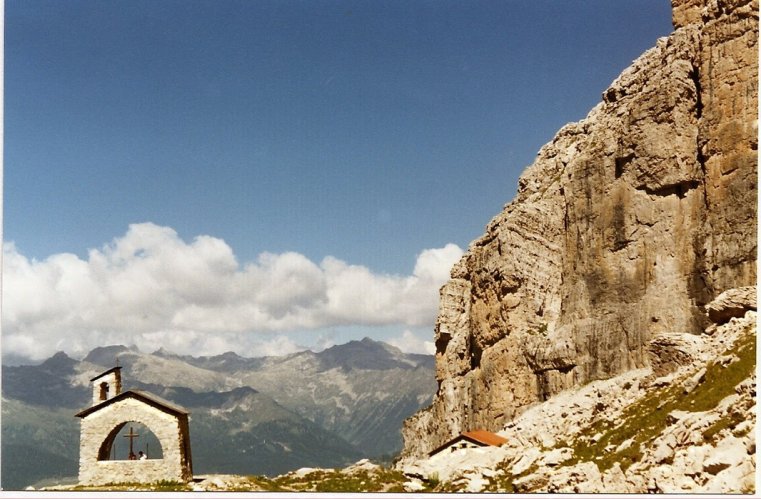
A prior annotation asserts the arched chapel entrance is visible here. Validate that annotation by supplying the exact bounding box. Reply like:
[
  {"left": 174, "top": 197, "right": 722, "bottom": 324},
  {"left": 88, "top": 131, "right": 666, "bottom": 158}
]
[{"left": 97, "top": 421, "right": 165, "bottom": 461}]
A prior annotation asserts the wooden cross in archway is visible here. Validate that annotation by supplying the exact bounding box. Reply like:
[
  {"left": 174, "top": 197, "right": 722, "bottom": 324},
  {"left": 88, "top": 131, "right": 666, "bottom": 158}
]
[{"left": 123, "top": 426, "right": 139, "bottom": 460}]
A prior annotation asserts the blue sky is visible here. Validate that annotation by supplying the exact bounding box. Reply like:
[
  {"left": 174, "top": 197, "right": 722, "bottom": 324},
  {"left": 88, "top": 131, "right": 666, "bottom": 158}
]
[{"left": 3, "top": 0, "right": 673, "bottom": 362}]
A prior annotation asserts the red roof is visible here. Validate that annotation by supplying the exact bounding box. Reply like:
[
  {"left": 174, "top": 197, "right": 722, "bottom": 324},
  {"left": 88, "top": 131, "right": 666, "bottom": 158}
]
[
  {"left": 461, "top": 430, "right": 508, "bottom": 447},
  {"left": 429, "top": 429, "right": 508, "bottom": 456}
]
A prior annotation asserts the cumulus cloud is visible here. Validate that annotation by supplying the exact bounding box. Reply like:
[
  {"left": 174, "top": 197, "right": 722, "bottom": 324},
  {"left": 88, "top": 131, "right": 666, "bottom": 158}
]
[
  {"left": 2, "top": 223, "right": 463, "bottom": 361},
  {"left": 387, "top": 329, "right": 436, "bottom": 355}
]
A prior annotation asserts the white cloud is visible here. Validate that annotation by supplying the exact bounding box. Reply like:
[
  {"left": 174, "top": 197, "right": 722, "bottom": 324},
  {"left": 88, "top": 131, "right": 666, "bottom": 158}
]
[
  {"left": 387, "top": 329, "right": 436, "bottom": 355},
  {"left": 134, "top": 330, "right": 304, "bottom": 359},
  {"left": 311, "top": 332, "right": 337, "bottom": 352},
  {"left": 413, "top": 244, "right": 463, "bottom": 283},
  {"left": 2, "top": 223, "right": 463, "bottom": 361}
]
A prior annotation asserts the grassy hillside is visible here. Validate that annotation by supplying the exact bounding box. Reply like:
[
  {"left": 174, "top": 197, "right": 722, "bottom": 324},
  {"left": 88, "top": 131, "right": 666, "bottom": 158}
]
[{"left": 1, "top": 399, "right": 79, "bottom": 489}]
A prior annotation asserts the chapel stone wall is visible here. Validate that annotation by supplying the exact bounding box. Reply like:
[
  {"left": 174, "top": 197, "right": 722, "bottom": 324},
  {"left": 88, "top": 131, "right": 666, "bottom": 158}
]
[{"left": 78, "top": 398, "right": 192, "bottom": 485}]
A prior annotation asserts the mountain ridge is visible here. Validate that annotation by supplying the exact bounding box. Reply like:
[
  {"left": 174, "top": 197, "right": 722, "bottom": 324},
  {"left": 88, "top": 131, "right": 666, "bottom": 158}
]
[{"left": 1, "top": 338, "right": 435, "bottom": 490}]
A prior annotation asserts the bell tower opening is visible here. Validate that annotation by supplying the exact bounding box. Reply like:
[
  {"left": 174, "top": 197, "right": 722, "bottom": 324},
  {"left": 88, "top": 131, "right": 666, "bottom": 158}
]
[
  {"left": 99, "top": 382, "right": 109, "bottom": 401},
  {"left": 89, "top": 366, "right": 122, "bottom": 405}
]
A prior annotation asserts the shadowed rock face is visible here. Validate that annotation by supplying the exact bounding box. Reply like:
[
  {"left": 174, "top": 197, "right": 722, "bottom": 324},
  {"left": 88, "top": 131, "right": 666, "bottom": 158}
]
[{"left": 402, "top": 0, "right": 757, "bottom": 459}]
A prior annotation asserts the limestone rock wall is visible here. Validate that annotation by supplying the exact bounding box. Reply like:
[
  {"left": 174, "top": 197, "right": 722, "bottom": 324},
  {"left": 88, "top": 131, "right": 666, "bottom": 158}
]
[{"left": 402, "top": 0, "right": 757, "bottom": 459}]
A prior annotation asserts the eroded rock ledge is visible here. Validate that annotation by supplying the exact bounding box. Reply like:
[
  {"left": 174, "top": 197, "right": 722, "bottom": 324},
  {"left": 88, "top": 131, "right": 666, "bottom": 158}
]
[{"left": 401, "top": 0, "right": 757, "bottom": 460}]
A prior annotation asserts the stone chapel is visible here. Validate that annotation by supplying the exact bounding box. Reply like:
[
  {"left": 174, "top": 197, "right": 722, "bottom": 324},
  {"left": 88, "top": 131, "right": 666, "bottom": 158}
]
[{"left": 75, "top": 366, "right": 193, "bottom": 485}]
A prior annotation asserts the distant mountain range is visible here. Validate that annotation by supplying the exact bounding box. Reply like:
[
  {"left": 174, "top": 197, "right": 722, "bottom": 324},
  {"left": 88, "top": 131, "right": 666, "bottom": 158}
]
[{"left": 1, "top": 339, "right": 435, "bottom": 490}]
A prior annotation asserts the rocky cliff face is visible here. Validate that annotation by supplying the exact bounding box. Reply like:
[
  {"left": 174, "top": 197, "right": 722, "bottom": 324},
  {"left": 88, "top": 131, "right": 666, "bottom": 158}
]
[
  {"left": 402, "top": 0, "right": 757, "bottom": 459},
  {"left": 399, "top": 305, "right": 756, "bottom": 493}
]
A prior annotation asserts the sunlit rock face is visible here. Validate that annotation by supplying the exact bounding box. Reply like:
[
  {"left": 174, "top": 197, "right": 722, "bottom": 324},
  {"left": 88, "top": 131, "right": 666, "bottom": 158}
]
[{"left": 401, "top": 0, "right": 757, "bottom": 459}]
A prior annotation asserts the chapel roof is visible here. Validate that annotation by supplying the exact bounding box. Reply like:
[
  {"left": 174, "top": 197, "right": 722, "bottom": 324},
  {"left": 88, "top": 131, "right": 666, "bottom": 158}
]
[
  {"left": 89, "top": 366, "right": 122, "bottom": 382},
  {"left": 75, "top": 389, "right": 190, "bottom": 419}
]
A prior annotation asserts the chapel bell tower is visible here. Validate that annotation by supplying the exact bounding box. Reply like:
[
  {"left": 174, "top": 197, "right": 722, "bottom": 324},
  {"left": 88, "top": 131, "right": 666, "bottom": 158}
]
[{"left": 90, "top": 366, "right": 122, "bottom": 405}]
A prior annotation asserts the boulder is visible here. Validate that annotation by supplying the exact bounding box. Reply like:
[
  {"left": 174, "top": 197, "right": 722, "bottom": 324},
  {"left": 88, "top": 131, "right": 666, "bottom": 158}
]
[
  {"left": 542, "top": 447, "right": 573, "bottom": 467},
  {"left": 652, "top": 437, "right": 676, "bottom": 464},
  {"left": 701, "top": 459, "right": 756, "bottom": 493},
  {"left": 703, "top": 436, "right": 747, "bottom": 475},
  {"left": 546, "top": 462, "right": 604, "bottom": 493},
  {"left": 511, "top": 447, "right": 541, "bottom": 475},
  {"left": 648, "top": 333, "right": 705, "bottom": 377},
  {"left": 705, "top": 287, "right": 757, "bottom": 324},
  {"left": 601, "top": 463, "right": 631, "bottom": 493},
  {"left": 512, "top": 472, "right": 549, "bottom": 492},
  {"left": 681, "top": 445, "right": 710, "bottom": 476},
  {"left": 403, "top": 480, "right": 425, "bottom": 492},
  {"left": 344, "top": 459, "right": 381, "bottom": 475},
  {"left": 682, "top": 367, "right": 707, "bottom": 394}
]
